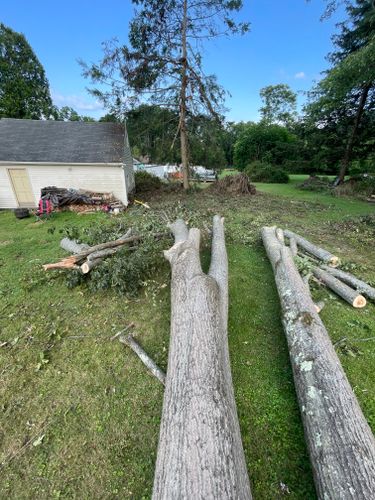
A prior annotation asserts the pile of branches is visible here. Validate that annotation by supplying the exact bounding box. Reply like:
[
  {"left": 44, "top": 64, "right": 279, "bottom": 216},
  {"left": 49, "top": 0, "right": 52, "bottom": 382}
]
[
  {"left": 211, "top": 173, "right": 256, "bottom": 195},
  {"left": 43, "top": 221, "right": 169, "bottom": 296}
]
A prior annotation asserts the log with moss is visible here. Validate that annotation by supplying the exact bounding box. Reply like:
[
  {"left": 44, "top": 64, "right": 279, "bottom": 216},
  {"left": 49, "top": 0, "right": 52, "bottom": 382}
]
[
  {"left": 152, "top": 216, "right": 252, "bottom": 499},
  {"left": 262, "top": 226, "right": 375, "bottom": 499}
]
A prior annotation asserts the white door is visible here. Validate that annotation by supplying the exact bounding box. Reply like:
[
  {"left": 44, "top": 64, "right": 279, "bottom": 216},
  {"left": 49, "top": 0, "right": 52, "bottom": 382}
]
[{"left": 8, "top": 169, "right": 35, "bottom": 207}]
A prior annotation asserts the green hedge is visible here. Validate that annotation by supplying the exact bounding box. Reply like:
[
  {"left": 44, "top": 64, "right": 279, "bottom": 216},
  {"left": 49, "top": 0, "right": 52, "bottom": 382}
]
[{"left": 245, "top": 161, "right": 289, "bottom": 183}]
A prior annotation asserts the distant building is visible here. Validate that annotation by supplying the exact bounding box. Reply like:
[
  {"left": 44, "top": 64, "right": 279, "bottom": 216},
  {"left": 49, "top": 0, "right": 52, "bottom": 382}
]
[{"left": 0, "top": 118, "right": 135, "bottom": 208}]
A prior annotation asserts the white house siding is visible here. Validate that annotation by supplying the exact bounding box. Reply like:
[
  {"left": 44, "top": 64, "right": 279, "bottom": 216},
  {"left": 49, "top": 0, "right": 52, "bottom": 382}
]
[
  {"left": 0, "top": 164, "right": 127, "bottom": 209},
  {"left": 0, "top": 166, "right": 18, "bottom": 208}
]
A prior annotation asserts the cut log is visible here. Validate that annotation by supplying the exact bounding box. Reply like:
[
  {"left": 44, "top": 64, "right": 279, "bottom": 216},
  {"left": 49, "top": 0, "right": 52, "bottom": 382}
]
[
  {"left": 321, "top": 265, "right": 375, "bottom": 301},
  {"left": 312, "top": 267, "right": 366, "bottom": 308},
  {"left": 152, "top": 216, "right": 252, "bottom": 499},
  {"left": 262, "top": 226, "right": 375, "bottom": 499},
  {"left": 289, "top": 237, "right": 298, "bottom": 257},
  {"left": 119, "top": 334, "right": 166, "bottom": 386},
  {"left": 60, "top": 237, "right": 89, "bottom": 254},
  {"left": 284, "top": 229, "right": 340, "bottom": 266},
  {"left": 80, "top": 258, "right": 103, "bottom": 274}
]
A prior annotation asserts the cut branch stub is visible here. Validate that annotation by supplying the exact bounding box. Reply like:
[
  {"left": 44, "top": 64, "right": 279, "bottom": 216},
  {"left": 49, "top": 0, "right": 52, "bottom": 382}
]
[
  {"left": 284, "top": 229, "right": 340, "bottom": 266},
  {"left": 153, "top": 217, "right": 252, "bottom": 499},
  {"left": 262, "top": 226, "right": 375, "bottom": 499}
]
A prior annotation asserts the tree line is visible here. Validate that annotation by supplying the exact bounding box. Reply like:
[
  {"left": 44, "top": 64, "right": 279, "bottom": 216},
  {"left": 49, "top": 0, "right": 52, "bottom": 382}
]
[{"left": 1, "top": 0, "right": 374, "bottom": 183}]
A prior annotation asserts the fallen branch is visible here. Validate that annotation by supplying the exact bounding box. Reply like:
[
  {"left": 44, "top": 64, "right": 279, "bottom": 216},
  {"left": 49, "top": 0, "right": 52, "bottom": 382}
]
[
  {"left": 284, "top": 229, "right": 340, "bottom": 266},
  {"left": 261, "top": 226, "right": 375, "bottom": 499},
  {"left": 119, "top": 334, "right": 165, "bottom": 386},
  {"left": 312, "top": 267, "right": 366, "bottom": 308},
  {"left": 43, "top": 232, "right": 166, "bottom": 271},
  {"left": 321, "top": 265, "right": 375, "bottom": 301}
]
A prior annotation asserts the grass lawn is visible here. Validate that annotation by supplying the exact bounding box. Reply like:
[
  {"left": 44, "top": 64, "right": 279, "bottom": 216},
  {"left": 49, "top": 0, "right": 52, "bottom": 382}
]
[{"left": 1, "top": 185, "right": 374, "bottom": 499}]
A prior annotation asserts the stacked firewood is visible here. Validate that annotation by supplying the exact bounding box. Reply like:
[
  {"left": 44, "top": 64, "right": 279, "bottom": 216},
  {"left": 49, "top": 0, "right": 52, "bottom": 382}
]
[{"left": 262, "top": 227, "right": 375, "bottom": 499}]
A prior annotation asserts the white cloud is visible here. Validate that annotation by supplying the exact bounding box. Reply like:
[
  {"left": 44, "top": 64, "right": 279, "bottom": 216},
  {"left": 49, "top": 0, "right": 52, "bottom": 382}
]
[
  {"left": 51, "top": 91, "right": 103, "bottom": 112},
  {"left": 294, "top": 71, "right": 306, "bottom": 79}
]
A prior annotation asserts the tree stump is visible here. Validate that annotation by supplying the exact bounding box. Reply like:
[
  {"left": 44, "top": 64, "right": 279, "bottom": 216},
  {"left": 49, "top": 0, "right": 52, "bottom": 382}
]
[
  {"left": 262, "top": 226, "right": 375, "bottom": 499},
  {"left": 152, "top": 216, "right": 252, "bottom": 500}
]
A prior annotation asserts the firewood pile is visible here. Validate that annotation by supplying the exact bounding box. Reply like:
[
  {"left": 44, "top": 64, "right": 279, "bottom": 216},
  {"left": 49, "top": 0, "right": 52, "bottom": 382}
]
[{"left": 262, "top": 226, "right": 375, "bottom": 498}]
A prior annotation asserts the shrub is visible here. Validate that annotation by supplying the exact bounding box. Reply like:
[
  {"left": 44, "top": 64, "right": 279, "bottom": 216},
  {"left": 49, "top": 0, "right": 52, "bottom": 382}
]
[
  {"left": 245, "top": 161, "right": 289, "bottom": 183},
  {"left": 135, "top": 170, "right": 162, "bottom": 193}
]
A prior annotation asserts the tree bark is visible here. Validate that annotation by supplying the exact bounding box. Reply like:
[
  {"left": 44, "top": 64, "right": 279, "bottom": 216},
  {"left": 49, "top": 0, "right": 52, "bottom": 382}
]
[
  {"left": 152, "top": 216, "right": 252, "bottom": 499},
  {"left": 180, "top": 0, "right": 189, "bottom": 190},
  {"left": 338, "top": 84, "right": 371, "bottom": 184},
  {"left": 60, "top": 238, "right": 89, "bottom": 254},
  {"left": 119, "top": 334, "right": 166, "bottom": 386},
  {"left": 321, "top": 265, "right": 375, "bottom": 301},
  {"left": 284, "top": 229, "right": 340, "bottom": 266},
  {"left": 262, "top": 226, "right": 375, "bottom": 499},
  {"left": 289, "top": 237, "right": 298, "bottom": 257},
  {"left": 312, "top": 267, "right": 366, "bottom": 308}
]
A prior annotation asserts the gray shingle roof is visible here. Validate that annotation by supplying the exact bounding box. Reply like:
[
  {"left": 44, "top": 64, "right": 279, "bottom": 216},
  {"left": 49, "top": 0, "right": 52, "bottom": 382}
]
[{"left": 0, "top": 118, "right": 125, "bottom": 163}]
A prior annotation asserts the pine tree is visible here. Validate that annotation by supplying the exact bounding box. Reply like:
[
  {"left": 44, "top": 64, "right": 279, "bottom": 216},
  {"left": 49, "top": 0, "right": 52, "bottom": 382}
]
[{"left": 0, "top": 23, "right": 54, "bottom": 119}]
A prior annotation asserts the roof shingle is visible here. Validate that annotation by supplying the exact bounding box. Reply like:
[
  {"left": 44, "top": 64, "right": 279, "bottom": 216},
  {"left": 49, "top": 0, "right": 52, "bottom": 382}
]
[{"left": 0, "top": 118, "right": 125, "bottom": 163}]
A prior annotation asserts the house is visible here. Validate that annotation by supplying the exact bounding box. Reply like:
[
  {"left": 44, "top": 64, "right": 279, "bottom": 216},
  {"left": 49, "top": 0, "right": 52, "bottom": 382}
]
[{"left": 0, "top": 118, "right": 135, "bottom": 209}]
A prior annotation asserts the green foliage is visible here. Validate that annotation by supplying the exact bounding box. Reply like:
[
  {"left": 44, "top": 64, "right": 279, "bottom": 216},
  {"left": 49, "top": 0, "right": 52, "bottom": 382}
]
[
  {"left": 62, "top": 218, "right": 167, "bottom": 296},
  {"left": 259, "top": 84, "right": 297, "bottom": 127},
  {"left": 0, "top": 23, "right": 53, "bottom": 119},
  {"left": 134, "top": 170, "right": 162, "bottom": 193},
  {"left": 234, "top": 123, "right": 296, "bottom": 170},
  {"left": 302, "top": 0, "right": 375, "bottom": 176},
  {"left": 55, "top": 106, "right": 95, "bottom": 122},
  {"left": 245, "top": 161, "right": 289, "bottom": 183}
]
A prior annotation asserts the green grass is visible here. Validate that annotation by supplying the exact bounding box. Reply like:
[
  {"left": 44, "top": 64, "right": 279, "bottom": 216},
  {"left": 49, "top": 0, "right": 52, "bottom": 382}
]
[{"left": 1, "top": 185, "right": 375, "bottom": 499}]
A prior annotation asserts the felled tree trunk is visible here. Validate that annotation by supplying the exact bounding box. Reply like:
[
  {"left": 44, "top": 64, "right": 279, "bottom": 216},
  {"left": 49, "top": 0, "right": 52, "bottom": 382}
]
[
  {"left": 262, "top": 226, "right": 375, "bottom": 499},
  {"left": 284, "top": 229, "right": 340, "bottom": 266},
  {"left": 321, "top": 265, "right": 375, "bottom": 301},
  {"left": 152, "top": 216, "right": 252, "bottom": 500},
  {"left": 312, "top": 267, "right": 366, "bottom": 308}
]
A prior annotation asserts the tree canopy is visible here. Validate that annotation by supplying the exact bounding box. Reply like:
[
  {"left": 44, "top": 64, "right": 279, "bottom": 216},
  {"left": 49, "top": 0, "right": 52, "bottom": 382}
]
[
  {"left": 82, "top": 0, "right": 249, "bottom": 187},
  {"left": 259, "top": 84, "right": 297, "bottom": 127},
  {"left": 0, "top": 23, "right": 54, "bottom": 119}
]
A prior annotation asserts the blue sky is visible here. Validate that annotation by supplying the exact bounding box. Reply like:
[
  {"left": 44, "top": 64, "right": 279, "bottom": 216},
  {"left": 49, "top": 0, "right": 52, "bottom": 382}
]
[{"left": 1, "top": 0, "right": 346, "bottom": 122}]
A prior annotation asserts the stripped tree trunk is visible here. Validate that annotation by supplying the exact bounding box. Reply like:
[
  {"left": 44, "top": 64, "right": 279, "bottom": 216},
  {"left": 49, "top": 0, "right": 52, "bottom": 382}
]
[
  {"left": 321, "top": 265, "right": 375, "bottom": 301},
  {"left": 262, "top": 226, "right": 375, "bottom": 499},
  {"left": 312, "top": 267, "right": 366, "bottom": 308},
  {"left": 152, "top": 216, "right": 252, "bottom": 500},
  {"left": 284, "top": 229, "right": 340, "bottom": 266},
  {"left": 289, "top": 237, "right": 298, "bottom": 257}
]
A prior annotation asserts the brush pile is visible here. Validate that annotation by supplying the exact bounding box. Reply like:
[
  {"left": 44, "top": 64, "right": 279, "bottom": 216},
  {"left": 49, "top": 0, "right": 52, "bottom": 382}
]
[{"left": 211, "top": 173, "right": 256, "bottom": 195}]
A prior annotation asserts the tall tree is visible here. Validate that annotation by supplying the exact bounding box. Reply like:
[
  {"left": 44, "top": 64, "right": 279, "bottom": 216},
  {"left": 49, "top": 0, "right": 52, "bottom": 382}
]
[
  {"left": 0, "top": 23, "right": 54, "bottom": 119},
  {"left": 259, "top": 84, "right": 297, "bottom": 127},
  {"left": 82, "top": 0, "right": 249, "bottom": 189},
  {"left": 305, "top": 0, "right": 375, "bottom": 182},
  {"left": 55, "top": 106, "right": 96, "bottom": 122}
]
